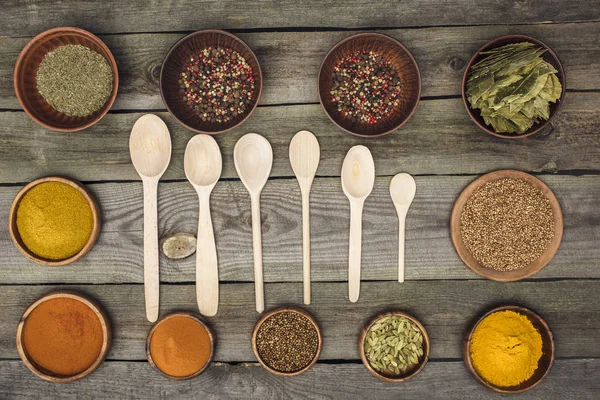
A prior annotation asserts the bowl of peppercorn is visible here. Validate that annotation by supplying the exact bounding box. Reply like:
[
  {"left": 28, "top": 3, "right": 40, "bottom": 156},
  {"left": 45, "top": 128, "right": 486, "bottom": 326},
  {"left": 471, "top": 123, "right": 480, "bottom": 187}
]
[
  {"left": 160, "top": 30, "right": 263, "bottom": 134},
  {"left": 318, "top": 33, "right": 421, "bottom": 137}
]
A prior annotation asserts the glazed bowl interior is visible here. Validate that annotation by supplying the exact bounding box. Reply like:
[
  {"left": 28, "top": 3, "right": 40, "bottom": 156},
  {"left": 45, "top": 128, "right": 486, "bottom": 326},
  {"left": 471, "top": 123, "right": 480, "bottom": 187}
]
[
  {"left": 160, "top": 29, "right": 263, "bottom": 134},
  {"left": 14, "top": 27, "right": 119, "bottom": 132},
  {"left": 318, "top": 33, "right": 421, "bottom": 137},
  {"left": 464, "top": 305, "right": 555, "bottom": 394},
  {"left": 462, "top": 35, "right": 566, "bottom": 139}
]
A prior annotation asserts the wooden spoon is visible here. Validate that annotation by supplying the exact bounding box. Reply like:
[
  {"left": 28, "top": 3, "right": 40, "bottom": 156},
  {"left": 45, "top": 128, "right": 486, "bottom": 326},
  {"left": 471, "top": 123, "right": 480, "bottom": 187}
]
[
  {"left": 341, "top": 145, "right": 375, "bottom": 303},
  {"left": 390, "top": 173, "right": 416, "bottom": 283},
  {"left": 184, "top": 134, "right": 222, "bottom": 316},
  {"left": 129, "top": 114, "right": 172, "bottom": 322},
  {"left": 289, "top": 130, "right": 320, "bottom": 305},
  {"left": 234, "top": 133, "right": 273, "bottom": 313}
]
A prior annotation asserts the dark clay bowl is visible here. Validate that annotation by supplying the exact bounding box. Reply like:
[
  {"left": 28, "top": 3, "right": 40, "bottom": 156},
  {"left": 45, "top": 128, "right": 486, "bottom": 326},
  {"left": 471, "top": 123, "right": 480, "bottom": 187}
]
[
  {"left": 14, "top": 27, "right": 119, "bottom": 132},
  {"left": 318, "top": 32, "right": 421, "bottom": 138},
  {"left": 462, "top": 34, "right": 566, "bottom": 139},
  {"left": 160, "top": 29, "right": 263, "bottom": 134}
]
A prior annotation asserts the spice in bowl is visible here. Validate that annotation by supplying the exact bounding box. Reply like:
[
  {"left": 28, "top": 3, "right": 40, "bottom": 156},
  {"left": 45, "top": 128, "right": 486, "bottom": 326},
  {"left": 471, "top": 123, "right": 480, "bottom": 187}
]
[
  {"left": 179, "top": 47, "right": 255, "bottom": 123},
  {"left": 253, "top": 308, "right": 321, "bottom": 375},
  {"left": 330, "top": 50, "right": 402, "bottom": 125},
  {"left": 460, "top": 178, "right": 555, "bottom": 271},
  {"left": 36, "top": 44, "right": 114, "bottom": 117},
  {"left": 469, "top": 310, "right": 543, "bottom": 387}
]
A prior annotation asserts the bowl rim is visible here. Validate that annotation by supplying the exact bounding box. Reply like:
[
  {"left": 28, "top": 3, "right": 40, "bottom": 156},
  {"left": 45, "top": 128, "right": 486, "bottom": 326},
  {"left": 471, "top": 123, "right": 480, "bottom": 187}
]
[
  {"left": 317, "top": 32, "right": 422, "bottom": 138},
  {"left": 461, "top": 34, "right": 566, "bottom": 139},
  {"left": 359, "top": 310, "right": 431, "bottom": 382},
  {"left": 463, "top": 304, "right": 555, "bottom": 394},
  {"left": 251, "top": 306, "right": 323, "bottom": 377},
  {"left": 146, "top": 311, "right": 215, "bottom": 380},
  {"left": 450, "top": 169, "right": 563, "bottom": 281},
  {"left": 13, "top": 26, "right": 119, "bottom": 133},
  {"left": 8, "top": 176, "right": 102, "bottom": 266},
  {"left": 16, "top": 290, "right": 112, "bottom": 383},
  {"left": 159, "top": 29, "right": 263, "bottom": 135}
]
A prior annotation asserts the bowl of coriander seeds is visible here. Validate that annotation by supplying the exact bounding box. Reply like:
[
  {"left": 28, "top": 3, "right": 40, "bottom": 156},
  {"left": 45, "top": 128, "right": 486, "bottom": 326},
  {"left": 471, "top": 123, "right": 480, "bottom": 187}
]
[{"left": 360, "top": 311, "right": 430, "bottom": 382}]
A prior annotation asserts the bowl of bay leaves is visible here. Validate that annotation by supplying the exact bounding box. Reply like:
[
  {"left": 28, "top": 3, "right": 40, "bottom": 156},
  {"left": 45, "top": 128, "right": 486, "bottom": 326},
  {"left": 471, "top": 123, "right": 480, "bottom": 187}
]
[{"left": 462, "top": 35, "right": 565, "bottom": 139}]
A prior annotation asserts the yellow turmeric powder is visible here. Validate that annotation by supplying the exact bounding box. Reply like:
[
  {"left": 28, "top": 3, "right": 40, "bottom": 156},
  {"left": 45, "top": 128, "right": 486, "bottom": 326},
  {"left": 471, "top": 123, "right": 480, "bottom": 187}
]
[
  {"left": 470, "top": 310, "right": 543, "bottom": 387},
  {"left": 16, "top": 181, "right": 93, "bottom": 260}
]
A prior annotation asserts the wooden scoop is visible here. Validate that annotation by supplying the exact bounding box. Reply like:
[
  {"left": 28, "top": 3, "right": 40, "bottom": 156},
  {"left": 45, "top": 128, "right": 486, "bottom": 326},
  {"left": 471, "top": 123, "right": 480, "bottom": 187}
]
[
  {"left": 129, "top": 114, "right": 172, "bottom": 322},
  {"left": 234, "top": 133, "right": 273, "bottom": 313},
  {"left": 289, "top": 130, "right": 320, "bottom": 305},
  {"left": 341, "top": 145, "right": 375, "bottom": 303},
  {"left": 184, "top": 134, "right": 222, "bottom": 316},
  {"left": 390, "top": 173, "right": 416, "bottom": 283}
]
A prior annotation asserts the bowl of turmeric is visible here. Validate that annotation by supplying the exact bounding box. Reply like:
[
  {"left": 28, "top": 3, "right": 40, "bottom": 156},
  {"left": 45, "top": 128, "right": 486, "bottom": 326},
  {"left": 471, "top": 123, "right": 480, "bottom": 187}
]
[
  {"left": 464, "top": 305, "right": 555, "bottom": 394},
  {"left": 8, "top": 176, "right": 101, "bottom": 266}
]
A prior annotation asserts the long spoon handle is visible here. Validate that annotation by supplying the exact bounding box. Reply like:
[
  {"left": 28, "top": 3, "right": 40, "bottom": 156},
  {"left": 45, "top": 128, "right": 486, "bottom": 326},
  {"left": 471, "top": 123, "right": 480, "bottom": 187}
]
[
  {"left": 196, "top": 192, "right": 219, "bottom": 316},
  {"left": 142, "top": 179, "right": 160, "bottom": 322},
  {"left": 398, "top": 212, "right": 407, "bottom": 283},
  {"left": 251, "top": 195, "right": 265, "bottom": 313},
  {"left": 301, "top": 189, "right": 311, "bottom": 305},
  {"left": 348, "top": 200, "right": 364, "bottom": 303}
]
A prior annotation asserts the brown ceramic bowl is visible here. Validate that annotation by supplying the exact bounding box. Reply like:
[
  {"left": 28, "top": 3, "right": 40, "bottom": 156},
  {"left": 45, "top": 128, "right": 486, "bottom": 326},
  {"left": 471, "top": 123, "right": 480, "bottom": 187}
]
[
  {"left": 318, "top": 32, "right": 421, "bottom": 137},
  {"left": 8, "top": 176, "right": 101, "bottom": 266},
  {"left": 14, "top": 27, "right": 119, "bottom": 132},
  {"left": 450, "top": 170, "right": 563, "bottom": 281},
  {"left": 16, "top": 291, "right": 111, "bottom": 383},
  {"left": 252, "top": 306, "right": 323, "bottom": 377},
  {"left": 160, "top": 29, "right": 263, "bottom": 134},
  {"left": 464, "top": 305, "right": 555, "bottom": 394},
  {"left": 359, "top": 311, "right": 430, "bottom": 382},
  {"left": 462, "top": 34, "right": 566, "bottom": 139},
  {"left": 146, "top": 312, "right": 215, "bottom": 380}
]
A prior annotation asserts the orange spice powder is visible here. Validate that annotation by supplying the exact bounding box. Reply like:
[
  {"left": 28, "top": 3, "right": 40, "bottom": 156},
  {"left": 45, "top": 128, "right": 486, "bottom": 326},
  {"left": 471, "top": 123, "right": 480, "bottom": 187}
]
[
  {"left": 22, "top": 297, "right": 104, "bottom": 376},
  {"left": 149, "top": 315, "right": 212, "bottom": 377}
]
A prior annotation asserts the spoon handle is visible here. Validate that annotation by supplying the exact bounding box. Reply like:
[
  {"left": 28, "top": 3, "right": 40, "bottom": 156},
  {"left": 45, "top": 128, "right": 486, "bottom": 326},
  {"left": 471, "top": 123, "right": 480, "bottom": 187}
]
[
  {"left": 301, "top": 190, "right": 311, "bottom": 305},
  {"left": 196, "top": 192, "right": 219, "bottom": 316},
  {"left": 398, "top": 212, "right": 407, "bottom": 283},
  {"left": 251, "top": 195, "right": 265, "bottom": 313},
  {"left": 143, "top": 179, "right": 160, "bottom": 322},
  {"left": 348, "top": 200, "right": 364, "bottom": 303}
]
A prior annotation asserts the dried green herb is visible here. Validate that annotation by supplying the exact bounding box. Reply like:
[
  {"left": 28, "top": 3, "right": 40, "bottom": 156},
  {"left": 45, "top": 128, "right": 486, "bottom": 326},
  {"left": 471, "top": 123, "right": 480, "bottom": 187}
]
[
  {"left": 466, "top": 42, "right": 562, "bottom": 135},
  {"left": 36, "top": 44, "right": 113, "bottom": 117}
]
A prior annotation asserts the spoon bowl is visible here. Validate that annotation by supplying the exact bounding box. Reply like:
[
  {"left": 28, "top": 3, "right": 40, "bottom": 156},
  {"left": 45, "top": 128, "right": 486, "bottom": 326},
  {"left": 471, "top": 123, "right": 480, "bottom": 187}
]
[
  {"left": 185, "top": 135, "right": 222, "bottom": 188},
  {"left": 342, "top": 146, "right": 375, "bottom": 199},
  {"left": 130, "top": 115, "right": 172, "bottom": 179}
]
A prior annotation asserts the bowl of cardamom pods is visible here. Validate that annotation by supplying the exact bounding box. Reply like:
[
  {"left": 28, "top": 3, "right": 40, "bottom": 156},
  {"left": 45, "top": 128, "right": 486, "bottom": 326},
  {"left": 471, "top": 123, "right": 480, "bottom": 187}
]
[
  {"left": 462, "top": 35, "right": 565, "bottom": 139},
  {"left": 359, "top": 311, "right": 430, "bottom": 382}
]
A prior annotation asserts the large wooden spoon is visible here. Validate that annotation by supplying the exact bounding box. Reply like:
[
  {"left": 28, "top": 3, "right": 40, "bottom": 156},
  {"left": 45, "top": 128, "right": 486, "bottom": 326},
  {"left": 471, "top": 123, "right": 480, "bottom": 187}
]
[
  {"left": 234, "top": 133, "right": 273, "bottom": 313},
  {"left": 129, "top": 114, "right": 172, "bottom": 322},
  {"left": 341, "top": 145, "right": 375, "bottom": 303},
  {"left": 289, "top": 130, "right": 320, "bottom": 305},
  {"left": 390, "top": 173, "right": 416, "bottom": 283},
  {"left": 184, "top": 134, "right": 222, "bottom": 316}
]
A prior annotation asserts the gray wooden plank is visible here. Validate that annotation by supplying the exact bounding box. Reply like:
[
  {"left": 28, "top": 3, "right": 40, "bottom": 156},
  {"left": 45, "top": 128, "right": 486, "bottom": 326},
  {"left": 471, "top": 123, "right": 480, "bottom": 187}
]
[
  {"left": 0, "top": 94, "right": 599, "bottom": 184},
  {"left": 0, "top": 281, "right": 598, "bottom": 361},
  {"left": 1, "top": 23, "right": 599, "bottom": 109},
  {"left": 0, "top": 359, "right": 598, "bottom": 399},
  {"left": 1, "top": 0, "right": 598, "bottom": 36},
  {"left": 0, "top": 175, "right": 598, "bottom": 284}
]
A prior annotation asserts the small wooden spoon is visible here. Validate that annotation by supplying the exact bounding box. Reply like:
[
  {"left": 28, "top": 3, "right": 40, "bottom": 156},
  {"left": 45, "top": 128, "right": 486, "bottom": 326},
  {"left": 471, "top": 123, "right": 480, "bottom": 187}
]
[
  {"left": 341, "top": 145, "right": 375, "bottom": 303},
  {"left": 289, "top": 130, "right": 320, "bottom": 305},
  {"left": 184, "top": 134, "right": 222, "bottom": 317},
  {"left": 130, "top": 114, "right": 172, "bottom": 322},
  {"left": 234, "top": 133, "right": 273, "bottom": 313},
  {"left": 390, "top": 173, "right": 416, "bottom": 283}
]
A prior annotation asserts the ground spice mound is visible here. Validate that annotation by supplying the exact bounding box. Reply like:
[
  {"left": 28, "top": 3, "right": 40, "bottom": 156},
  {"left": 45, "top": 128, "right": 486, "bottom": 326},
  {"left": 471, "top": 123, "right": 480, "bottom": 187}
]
[
  {"left": 255, "top": 311, "right": 319, "bottom": 373},
  {"left": 460, "top": 178, "right": 554, "bottom": 271}
]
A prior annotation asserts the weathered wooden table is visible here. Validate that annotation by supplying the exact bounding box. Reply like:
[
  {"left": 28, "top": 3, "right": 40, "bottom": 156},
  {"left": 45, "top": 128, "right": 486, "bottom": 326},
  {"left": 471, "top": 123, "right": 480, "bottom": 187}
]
[{"left": 1, "top": 1, "right": 599, "bottom": 398}]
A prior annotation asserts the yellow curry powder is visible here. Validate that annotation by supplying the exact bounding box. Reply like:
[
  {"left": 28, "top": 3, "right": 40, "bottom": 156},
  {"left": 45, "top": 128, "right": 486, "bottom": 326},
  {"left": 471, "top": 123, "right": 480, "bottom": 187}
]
[
  {"left": 16, "top": 182, "right": 93, "bottom": 260},
  {"left": 470, "top": 310, "right": 543, "bottom": 387}
]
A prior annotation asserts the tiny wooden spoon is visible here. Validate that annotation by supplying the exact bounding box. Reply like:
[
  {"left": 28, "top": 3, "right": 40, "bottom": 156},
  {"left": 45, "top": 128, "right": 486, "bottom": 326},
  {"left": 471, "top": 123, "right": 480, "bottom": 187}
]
[
  {"left": 390, "top": 173, "right": 416, "bottom": 283},
  {"left": 234, "top": 133, "right": 273, "bottom": 313},
  {"left": 130, "top": 114, "right": 172, "bottom": 322},
  {"left": 341, "top": 145, "right": 375, "bottom": 303},
  {"left": 289, "top": 130, "right": 320, "bottom": 305},
  {"left": 184, "top": 134, "right": 222, "bottom": 317}
]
